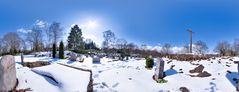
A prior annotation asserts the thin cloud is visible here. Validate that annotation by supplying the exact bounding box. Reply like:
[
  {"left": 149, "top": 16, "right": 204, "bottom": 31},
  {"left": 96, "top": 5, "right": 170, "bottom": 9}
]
[
  {"left": 35, "top": 20, "right": 48, "bottom": 28},
  {"left": 17, "top": 28, "right": 32, "bottom": 33}
]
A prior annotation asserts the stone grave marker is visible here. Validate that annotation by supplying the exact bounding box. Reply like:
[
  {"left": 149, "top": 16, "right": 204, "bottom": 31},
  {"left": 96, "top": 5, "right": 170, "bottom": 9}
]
[
  {"left": 234, "top": 61, "right": 239, "bottom": 91},
  {"left": 154, "top": 58, "right": 165, "bottom": 79},
  {"left": 0, "top": 55, "right": 17, "bottom": 91},
  {"left": 69, "top": 53, "right": 78, "bottom": 61},
  {"left": 93, "top": 56, "right": 101, "bottom": 64},
  {"left": 21, "top": 53, "right": 24, "bottom": 65}
]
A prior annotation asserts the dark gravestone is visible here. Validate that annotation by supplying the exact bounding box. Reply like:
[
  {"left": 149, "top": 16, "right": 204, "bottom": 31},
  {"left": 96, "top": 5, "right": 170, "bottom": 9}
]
[
  {"left": 21, "top": 53, "right": 24, "bottom": 65},
  {"left": 234, "top": 61, "right": 239, "bottom": 91},
  {"left": 93, "top": 56, "right": 100, "bottom": 64},
  {"left": 154, "top": 58, "right": 165, "bottom": 79},
  {"left": 0, "top": 55, "right": 17, "bottom": 91}
]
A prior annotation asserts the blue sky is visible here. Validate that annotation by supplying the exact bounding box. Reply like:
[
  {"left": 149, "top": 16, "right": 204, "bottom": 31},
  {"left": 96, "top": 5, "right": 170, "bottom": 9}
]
[{"left": 0, "top": 0, "right": 239, "bottom": 51}]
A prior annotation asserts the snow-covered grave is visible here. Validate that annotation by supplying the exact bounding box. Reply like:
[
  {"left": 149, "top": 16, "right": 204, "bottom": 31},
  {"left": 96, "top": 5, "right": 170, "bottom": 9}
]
[
  {"left": 16, "top": 63, "right": 91, "bottom": 92},
  {"left": 32, "top": 64, "right": 91, "bottom": 92}
]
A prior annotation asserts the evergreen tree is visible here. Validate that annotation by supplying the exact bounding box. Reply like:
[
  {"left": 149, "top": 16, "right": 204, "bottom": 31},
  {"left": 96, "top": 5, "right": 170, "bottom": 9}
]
[
  {"left": 84, "top": 39, "right": 99, "bottom": 50},
  {"left": 67, "top": 25, "right": 84, "bottom": 50},
  {"left": 52, "top": 43, "right": 56, "bottom": 58},
  {"left": 59, "top": 41, "right": 64, "bottom": 59}
]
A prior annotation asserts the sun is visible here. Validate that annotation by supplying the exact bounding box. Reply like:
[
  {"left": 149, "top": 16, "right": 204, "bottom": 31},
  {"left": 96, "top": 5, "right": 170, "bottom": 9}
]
[{"left": 86, "top": 20, "right": 98, "bottom": 29}]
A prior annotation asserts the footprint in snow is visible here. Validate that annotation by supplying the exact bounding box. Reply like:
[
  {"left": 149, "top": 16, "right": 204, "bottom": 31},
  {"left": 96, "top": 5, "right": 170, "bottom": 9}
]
[
  {"left": 93, "top": 74, "right": 99, "bottom": 78},
  {"left": 98, "top": 70, "right": 103, "bottom": 73},
  {"left": 112, "top": 83, "right": 119, "bottom": 88},
  {"left": 93, "top": 83, "right": 101, "bottom": 86}
]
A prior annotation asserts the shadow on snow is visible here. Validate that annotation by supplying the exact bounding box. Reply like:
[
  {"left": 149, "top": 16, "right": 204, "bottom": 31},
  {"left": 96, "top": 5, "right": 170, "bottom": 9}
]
[
  {"left": 165, "top": 69, "right": 177, "bottom": 76},
  {"left": 226, "top": 71, "right": 238, "bottom": 89}
]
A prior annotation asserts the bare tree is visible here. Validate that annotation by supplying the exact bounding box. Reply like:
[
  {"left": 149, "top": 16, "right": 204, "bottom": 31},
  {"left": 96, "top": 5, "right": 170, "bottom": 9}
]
[
  {"left": 233, "top": 38, "right": 239, "bottom": 55},
  {"left": 3, "top": 32, "right": 22, "bottom": 54},
  {"left": 0, "top": 38, "right": 3, "bottom": 55},
  {"left": 180, "top": 44, "right": 190, "bottom": 54},
  {"left": 27, "top": 27, "right": 44, "bottom": 52},
  {"left": 116, "top": 38, "right": 127, "bottom": 49},
  {"left": 160, "top": 43, "right": 172, "bottom": 56},
  {"left": 194, "top": 40, "right": 208, "bottom": 55},
  {"left": 126, "top": 43, "right": 137, "bottom": 50},
  {"left": 214, "top": 41, "right": 231, "bottom": 56},
  {"left": 140, "top": 44, "right": 147, "bottom": 51},
  {"left": 102, "top": 30, "right": 116, "bottom": 49},
  {"left": 49, "top": 22, "right": 62, "bottom": 45}
]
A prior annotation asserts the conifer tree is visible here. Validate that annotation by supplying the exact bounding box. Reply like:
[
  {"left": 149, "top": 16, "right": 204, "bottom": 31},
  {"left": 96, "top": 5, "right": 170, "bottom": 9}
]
[
  {"left": 59, "top": 41, "right": 64, "bottom": 59},
  {"left": 52, "top": 43, "right": 56, "bottom": 58},
  {"left": 67, "top": 25, "right": 84, "bottom": 50}
]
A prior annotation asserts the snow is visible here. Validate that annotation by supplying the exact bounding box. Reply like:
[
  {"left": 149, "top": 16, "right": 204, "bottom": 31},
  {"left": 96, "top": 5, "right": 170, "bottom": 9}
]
[
  {"left": 16, "top": 64, "right": 59, "bottom": 92},
  {"left": 14, "top": 55, "right": 239, "bottom": 92},
  {"left": 32, "top": 64, "right": 91, "bottom": 92}
]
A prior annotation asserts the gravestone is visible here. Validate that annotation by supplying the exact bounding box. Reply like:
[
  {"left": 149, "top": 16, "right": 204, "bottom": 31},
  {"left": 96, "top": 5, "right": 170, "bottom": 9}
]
[
  {"left": 21, "top": 53, "right": 24, "bottom": 65},
  {"left": 93, "top": 56, "right": 100, "bottom": 64},
  {"left": 154, "top": 58, "right": 165, "bottom": 79},
  {"left": 69, "top": 53, "right": 78, "bottom": 61},
  {"left": 234, "top": 61, "right": 239, "bottom": 91},
  {"left": 0, "top": 55, "right": 17, "bottom": 91}
]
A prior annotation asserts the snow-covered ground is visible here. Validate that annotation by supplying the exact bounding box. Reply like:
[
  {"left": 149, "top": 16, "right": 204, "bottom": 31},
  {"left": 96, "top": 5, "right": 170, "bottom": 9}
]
[{"left": 14, "top": 55, "right": 239, "bottom": 92}]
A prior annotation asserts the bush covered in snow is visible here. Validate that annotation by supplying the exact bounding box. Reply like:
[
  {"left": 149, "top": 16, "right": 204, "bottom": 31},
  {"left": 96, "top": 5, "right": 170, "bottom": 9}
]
[{"left": 145, "top": 56, "right": 154, "bottom": 68}]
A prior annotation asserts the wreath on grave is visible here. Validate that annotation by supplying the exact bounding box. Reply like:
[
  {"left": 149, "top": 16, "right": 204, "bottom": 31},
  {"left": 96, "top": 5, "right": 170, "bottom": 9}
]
[{"left": 152, "top": 75, "right": 168, "bottom": 84}]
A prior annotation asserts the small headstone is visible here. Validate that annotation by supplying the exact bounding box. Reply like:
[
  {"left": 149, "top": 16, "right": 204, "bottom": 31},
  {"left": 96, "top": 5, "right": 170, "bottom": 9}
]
[
  {"left": 21, "top": 53, "right": 24, "bottom": 65},
  {"left": 93, "top": 56, "right": 100, "bottom": 64},
  {"left": 0, "top": 55, "right": 17, "bottom": 91},
  {"left": 154, "top": 58, "right": 165, "bottom": 79},
  {"left": 69, "top": 53, "right": 78, "bottom": 61}
]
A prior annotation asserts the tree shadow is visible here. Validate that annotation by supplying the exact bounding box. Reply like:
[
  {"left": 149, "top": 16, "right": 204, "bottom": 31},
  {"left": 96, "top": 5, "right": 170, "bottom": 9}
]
[
  {"left": 165, "top": 69, "right": 177, "bottom": 76},
  {"left": 226, "top": 71, "right": 238, "bottom": 88}
]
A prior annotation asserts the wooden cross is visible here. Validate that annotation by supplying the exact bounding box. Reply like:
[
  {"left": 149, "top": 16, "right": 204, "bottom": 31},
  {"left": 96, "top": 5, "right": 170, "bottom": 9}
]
[{"left": 187, "top": 29, "right": 194, "bottom": 53}]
